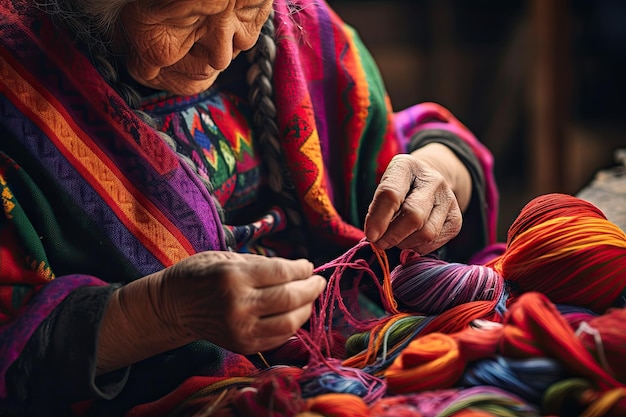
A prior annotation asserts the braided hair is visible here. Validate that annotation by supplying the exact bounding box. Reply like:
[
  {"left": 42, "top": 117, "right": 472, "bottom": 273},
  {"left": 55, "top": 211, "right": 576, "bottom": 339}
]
[
  {"left": 246, "top": 10, "right": 303, "bottom": 230},
  {"left": 36, "top": 0, "right": 306, "bottom": 253}
]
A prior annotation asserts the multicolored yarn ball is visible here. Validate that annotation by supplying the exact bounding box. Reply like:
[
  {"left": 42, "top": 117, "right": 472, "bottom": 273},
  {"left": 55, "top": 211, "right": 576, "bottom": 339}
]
[
  {"left": 487, "top": 193, "right": 626, "bottom": 312},
  {"left": 390, "top": 254, "right": 506, "bottom": 316}
]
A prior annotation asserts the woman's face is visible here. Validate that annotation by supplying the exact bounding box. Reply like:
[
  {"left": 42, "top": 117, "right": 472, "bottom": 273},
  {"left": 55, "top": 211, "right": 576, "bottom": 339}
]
[{"left": 116, "top": 0, "right": 272, "bottom": 95}]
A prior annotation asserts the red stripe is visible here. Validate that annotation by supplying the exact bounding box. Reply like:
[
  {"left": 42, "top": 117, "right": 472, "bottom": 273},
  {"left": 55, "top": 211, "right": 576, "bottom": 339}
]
[{"left": 0, "top": 52, "right": 195, "bottom": 264}]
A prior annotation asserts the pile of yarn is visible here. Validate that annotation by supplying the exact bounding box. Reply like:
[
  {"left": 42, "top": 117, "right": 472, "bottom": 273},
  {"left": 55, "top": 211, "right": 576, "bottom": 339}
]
[{"left": 146, "top": 193, "right": 626, "bottom": 417}]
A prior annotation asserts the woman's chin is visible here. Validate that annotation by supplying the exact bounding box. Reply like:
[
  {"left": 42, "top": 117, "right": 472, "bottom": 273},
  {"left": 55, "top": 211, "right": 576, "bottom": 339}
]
[
  {"left": 166, "top": 78, "right": 217, "bottom": 96},
  {"left": 138, "top": 76, "right": 217, "bottom": 96}
]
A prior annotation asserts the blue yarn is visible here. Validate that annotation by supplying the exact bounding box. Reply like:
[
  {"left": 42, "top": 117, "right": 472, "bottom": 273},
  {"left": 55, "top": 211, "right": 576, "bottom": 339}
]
[
  {"left": 555, "top": 304, "right": 598, "bottom": 316},
  {"left": 299, "top": 370, "right": 385, "bottom": 401},
  {"left": 300, "top": 372, "right": 368, "bottom": 398},
  {"left": 494, "top": 285, "right": 510, "bottom": 317},
  {"left": 461, "top": 356, "right": 567, "bottom": 404}
]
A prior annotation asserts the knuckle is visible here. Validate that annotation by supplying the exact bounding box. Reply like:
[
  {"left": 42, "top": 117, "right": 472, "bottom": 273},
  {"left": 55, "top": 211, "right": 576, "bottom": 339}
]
[
  {"left": 420, "top": 224, "right": 439, "bottom": 242},
  {"left": 375, "top": 185, "right": 405, "bottom": 205},
  {"left": 401, "top": 207, "right": 425, "bottom": 227}
]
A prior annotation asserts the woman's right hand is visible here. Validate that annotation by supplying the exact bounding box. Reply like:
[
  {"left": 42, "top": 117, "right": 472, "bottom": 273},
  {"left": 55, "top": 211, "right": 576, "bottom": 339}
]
[
  {"left": 97, "top": 251, "right": 326, "bottom": 373},
  {"left": 155, "top": 251, "right": 326, "bottom": 354}
]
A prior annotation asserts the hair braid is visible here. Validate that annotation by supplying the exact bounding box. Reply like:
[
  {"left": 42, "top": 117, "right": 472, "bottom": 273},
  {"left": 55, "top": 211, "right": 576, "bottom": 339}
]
[
  {"left": 246, "top": 11, "right": 304, "bottom": 231},
  {"left": 35, "top": 0, "right": 225, "bottom": 214}
]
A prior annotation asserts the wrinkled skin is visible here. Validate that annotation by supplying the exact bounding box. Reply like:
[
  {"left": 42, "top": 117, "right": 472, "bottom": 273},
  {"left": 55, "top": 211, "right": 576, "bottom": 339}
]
[
  {"left": 98, "top": 252, "right": 326, "bottom": 372},
  {"left": 97, "top": 0, "right": 472, "bottom": 372},
  {"left": 114, "top": 0, "right": 273, "bottom": 95},
  {"left": 364, "top": 145, "right": 470, "bottom": 255},
  {"left": 156, "top": 252, "right": 325, "bottom": 354}
]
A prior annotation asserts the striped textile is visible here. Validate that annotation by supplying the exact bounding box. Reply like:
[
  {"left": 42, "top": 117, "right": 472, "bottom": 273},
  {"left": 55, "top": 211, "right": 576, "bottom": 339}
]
[{"left": 0, "top": 0, "right": 498, "bottom": 412}]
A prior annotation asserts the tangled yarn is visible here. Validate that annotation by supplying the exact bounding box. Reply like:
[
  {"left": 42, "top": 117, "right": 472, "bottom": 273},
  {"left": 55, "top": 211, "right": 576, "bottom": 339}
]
[{"left": 147, "top": 193, "right": 626, "bottom": 417}]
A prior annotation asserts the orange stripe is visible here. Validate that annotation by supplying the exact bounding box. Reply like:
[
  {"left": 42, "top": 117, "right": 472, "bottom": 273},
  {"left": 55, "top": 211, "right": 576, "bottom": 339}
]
[{"left": 0, "top": 54, "right": 194, "bottom": 265}]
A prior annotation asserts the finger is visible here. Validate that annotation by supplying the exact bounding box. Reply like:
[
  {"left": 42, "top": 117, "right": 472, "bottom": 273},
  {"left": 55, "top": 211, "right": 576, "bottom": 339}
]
[
  {"left": 364, "top": 157, "right": 414, "bottom": 242},
  {"left": 239, "top": 256, "right": 315, "bottom": 288},
  {"left": 247, "top": 302, "right": 318, "bottom": 353},
  {"left": 401, "top": 198, "right": 462, "bottom": 254},
  {"left": 251, "top": 275, "right": 326, "bottom": 317},
  {"left": 371, "top": 182, "right": 438, "bottom": 249}
]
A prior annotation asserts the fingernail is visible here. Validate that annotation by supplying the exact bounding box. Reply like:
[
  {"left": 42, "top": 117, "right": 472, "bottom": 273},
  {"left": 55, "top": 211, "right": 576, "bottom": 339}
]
[
  {"left": 374, "top": 238, "right": 390, "bottom": 250},
  {"left": 366, "top": 229, "right": 381, "bottom": 243}
]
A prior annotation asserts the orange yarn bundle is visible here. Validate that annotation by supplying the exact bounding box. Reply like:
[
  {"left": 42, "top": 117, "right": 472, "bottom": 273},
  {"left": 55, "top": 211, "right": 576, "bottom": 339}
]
[
  {"left": 419, "top": 300, "right": 505, "bottom": 335},
  {"left": 451, "top": 320, "right": 504, "bottom": 362},
  {"left": 487, "top": 193, "right": 626, "bottom": 312},
  {"left": 383, "top": 333, "right": 464, "bottom": 394},
  {"left": 305, "top": 393, "right": 369, "bottom": 417}
]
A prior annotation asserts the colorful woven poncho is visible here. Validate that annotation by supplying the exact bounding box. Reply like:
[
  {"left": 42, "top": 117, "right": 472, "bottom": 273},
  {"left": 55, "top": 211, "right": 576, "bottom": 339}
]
[{"left": 0, "top": 0, "right": 498, "bottom": 415}]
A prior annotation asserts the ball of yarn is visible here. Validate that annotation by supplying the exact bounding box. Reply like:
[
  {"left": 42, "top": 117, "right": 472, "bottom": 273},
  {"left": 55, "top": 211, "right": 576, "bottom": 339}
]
[
  {"left": 488, "top": 193, "right": 626, "bottom": 312},
  {"left": 505, "top": 193, "right": 607, "bottom": 244},
  {"left": 390, "top": 256, "right": 505, "bottom": 315},
  {"left": 461, "top": 356, "right": 566, "bottom": 404}
]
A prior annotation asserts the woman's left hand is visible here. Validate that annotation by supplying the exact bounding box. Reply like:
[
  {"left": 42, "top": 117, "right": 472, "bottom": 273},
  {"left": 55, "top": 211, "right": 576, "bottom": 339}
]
[{"left": 363, "top": 152, "right": 464, "bottom": 254}]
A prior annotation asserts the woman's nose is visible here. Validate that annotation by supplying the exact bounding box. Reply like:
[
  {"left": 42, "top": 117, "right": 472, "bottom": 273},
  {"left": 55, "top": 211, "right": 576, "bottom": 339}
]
[
  {"left": 194, "top": 19, "right": 260, "bottom": 71},
  {"left": 193, "top": 28, "right": 234, "bottom": 71}
]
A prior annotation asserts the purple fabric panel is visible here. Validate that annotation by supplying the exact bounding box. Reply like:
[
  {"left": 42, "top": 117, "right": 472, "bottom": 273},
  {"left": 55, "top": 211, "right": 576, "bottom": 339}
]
[
  {"left": 0, "top": 97, "right": 165, "bottom": 276},
  {"left": 0, "top": 276, "right": 107, "bottom": 398},
  {"left": 26, "top": 56, "right": 226, "bottom": 255},
  {"left": 173, "top": 160, "right": 228, "bottom": 251},
  {"left": 100, "top": 141, "right": 227, "bottom": 255}
]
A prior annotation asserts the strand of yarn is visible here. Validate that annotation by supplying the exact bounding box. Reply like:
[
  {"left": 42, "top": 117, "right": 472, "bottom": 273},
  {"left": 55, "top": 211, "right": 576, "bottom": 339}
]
[
  {"left": 298, "top": 360, "right": 385, "bottom": 404},
  {"left": 309, "top": 239, "right": 396, "bottom": 358},
  {"left": 295, "top": 329, "right": 386, "bottom": 405}
]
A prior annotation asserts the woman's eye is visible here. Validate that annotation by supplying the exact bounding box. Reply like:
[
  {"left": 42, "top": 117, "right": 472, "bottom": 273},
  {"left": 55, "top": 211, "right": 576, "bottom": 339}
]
[
  {"left": 237, "top": 0, "right": 270, "bottom": 21},
  {"left": 167, "top": 18, "right": 201, "bottom": 29}
]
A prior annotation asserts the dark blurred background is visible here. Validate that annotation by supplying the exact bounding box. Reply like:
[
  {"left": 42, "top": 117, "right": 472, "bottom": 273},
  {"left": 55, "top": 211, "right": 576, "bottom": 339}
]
[{"left": 329, "top": 0, "right": 626, "bottom": 240}]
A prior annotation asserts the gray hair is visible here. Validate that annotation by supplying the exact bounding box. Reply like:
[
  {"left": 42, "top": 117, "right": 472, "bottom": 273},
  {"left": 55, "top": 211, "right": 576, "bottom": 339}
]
[
  {"left": 36, "top": 1, "right": 306, "bottom": 252},
  {"left": 34, "top": 0, "right": 131, "bottom": 55}
]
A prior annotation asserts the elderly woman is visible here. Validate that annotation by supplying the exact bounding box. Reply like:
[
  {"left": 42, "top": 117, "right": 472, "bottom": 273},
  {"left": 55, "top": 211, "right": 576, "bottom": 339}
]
[{"left": 0, "top": 0, "right": 498, "bottom": 415}]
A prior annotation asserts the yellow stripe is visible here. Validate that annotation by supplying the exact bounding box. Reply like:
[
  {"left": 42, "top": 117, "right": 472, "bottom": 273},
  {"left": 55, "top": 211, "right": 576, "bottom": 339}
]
[{"left": 0, "top": 55, "right": 192, "bottom": 265}]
